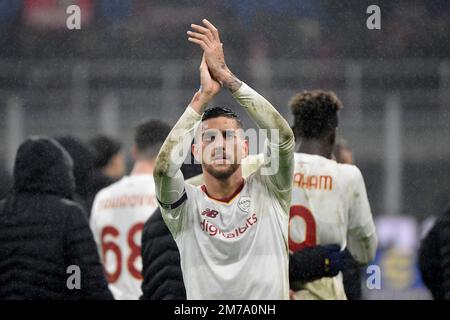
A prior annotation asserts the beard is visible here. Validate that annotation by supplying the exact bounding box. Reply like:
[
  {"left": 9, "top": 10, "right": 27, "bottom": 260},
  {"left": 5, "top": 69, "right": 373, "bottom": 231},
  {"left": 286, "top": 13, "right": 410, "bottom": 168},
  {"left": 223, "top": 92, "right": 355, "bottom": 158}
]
[{"left": 203, "top": 163, "right": 240, "bottom": 180}]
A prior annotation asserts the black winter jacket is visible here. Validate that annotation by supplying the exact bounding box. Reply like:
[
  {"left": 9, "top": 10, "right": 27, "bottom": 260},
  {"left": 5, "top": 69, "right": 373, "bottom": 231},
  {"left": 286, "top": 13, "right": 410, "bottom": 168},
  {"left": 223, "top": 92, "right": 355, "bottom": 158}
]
[
  {"left": 0, "top": 137, "right": 113, "bottom": 300},
  {"left": 140, "top": 208, "right": 186, "bottom": 300},
  {"left": 419, "top": 206, "right": 450, "bottom": 300},
  {"left": 56, "top": 136, "right": 97, "bottom": 216}
]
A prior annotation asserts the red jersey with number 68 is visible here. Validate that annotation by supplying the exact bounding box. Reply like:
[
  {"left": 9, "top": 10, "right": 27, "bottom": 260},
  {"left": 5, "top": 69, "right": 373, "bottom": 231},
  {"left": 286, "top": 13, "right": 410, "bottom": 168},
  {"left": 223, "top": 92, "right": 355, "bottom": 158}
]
[
  {"left": 289, "top": 153, "right": 377, "bottom": 300},
  {"left": 90, "top": 175, "right": 158, "bottom": 300}
]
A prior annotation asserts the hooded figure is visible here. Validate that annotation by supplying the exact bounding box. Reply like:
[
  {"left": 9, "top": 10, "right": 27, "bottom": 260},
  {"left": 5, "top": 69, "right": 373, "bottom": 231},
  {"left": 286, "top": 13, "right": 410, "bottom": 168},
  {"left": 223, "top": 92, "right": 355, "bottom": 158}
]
[
  {"left": 0, "top": 168, "right": 13, "bottom": 200},
  {"left": 56, "top": 136, "right": 96, "bottom": 215},
  {"left": 0, "top": 137, "right": 113, "bottom": 300}
]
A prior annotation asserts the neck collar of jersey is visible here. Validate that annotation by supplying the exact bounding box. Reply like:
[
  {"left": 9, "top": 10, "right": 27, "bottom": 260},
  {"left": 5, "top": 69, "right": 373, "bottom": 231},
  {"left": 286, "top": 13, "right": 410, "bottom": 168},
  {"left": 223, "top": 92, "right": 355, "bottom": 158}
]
[{"left": 201, "top": 179, "right": 245, "bottom": 204}]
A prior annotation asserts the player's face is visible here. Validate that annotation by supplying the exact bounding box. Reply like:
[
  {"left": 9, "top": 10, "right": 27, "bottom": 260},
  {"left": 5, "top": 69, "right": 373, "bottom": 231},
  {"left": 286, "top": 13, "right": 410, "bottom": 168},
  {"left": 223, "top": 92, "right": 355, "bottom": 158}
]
[{"left": 193, "top": 116, "right": 248, "bottom": 180}]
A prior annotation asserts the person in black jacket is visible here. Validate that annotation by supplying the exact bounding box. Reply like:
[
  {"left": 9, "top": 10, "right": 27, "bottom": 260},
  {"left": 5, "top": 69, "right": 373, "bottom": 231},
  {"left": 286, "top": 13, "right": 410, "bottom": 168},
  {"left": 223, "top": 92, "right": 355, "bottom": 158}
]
[
  {"left": 0, "top": 168, "right": 12, "bottom": 200},
  {"left": 0, "top": 136, "right": 113, "bottom": 300},
  {"left": 56, "top": 136, "right": 97, "bottom": 216},
  {"left": 419, "top": 204, "right": 450, "bottom": 300},
  {"left": 140, "top": 207, "right": 187, "bottom": 300}
]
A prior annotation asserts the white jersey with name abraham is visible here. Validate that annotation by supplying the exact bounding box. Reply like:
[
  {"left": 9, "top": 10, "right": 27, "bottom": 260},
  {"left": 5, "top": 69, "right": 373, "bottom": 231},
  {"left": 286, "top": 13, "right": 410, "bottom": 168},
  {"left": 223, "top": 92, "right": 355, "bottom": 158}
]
[{"left": 289, "top": 153, "right": 377, "bottom": 300}]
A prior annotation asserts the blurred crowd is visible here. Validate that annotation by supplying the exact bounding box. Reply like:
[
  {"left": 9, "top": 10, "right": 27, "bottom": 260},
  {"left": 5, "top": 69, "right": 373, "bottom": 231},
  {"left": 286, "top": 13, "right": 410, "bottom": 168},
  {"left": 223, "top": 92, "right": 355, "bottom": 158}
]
[
  {"left": 0, "top": 134, "right": 125, "bottom": 215},
  {"left": 1, "top": 0, "right": 450, "bottom": 60}
]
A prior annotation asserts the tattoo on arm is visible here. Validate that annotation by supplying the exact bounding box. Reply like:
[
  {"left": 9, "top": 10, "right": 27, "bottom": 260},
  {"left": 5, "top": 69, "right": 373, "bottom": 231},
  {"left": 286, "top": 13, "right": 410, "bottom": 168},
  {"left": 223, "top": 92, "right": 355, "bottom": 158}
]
[{"left": 221, "top": 68, "right": 242, "bottom": 93}]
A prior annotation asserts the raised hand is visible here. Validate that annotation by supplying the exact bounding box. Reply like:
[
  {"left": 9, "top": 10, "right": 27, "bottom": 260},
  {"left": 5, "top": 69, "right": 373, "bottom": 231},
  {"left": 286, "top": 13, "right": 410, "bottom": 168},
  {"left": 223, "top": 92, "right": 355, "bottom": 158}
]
[
  {"left": 199, "top": 53, "right": 221, "bottom": 98},
  {"left": 188, "top": 19, "right": 242, "bottom": 92},
  {"left": 189, "top": 53, "right": 221, "bottom": 114}
]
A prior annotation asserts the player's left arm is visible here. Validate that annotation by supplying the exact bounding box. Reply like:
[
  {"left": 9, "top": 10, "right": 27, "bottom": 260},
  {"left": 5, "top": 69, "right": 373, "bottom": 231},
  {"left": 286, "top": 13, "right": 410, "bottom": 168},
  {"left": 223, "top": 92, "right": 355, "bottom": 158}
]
[
  {"left": 188, "top": 20, "right": 295, "bottom": 208},
  {"left": 347, "top": 167, "right": 378, "bottom": 265}
]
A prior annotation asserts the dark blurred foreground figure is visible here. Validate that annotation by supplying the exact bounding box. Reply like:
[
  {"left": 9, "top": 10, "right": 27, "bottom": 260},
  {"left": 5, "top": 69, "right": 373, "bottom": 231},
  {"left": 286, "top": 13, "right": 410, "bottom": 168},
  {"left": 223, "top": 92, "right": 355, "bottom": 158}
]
[
  {"left": 56, "top": 136, "right": 96, "bottom": 215},
  {"left": 0, "top": 168, "right": 13, "bottom": 199},
  {"left": 0, "top": 137, "right": 113, "bottom": 300},
  {"left": 140, "top": 162, "right": 201, "bottom": 300},
  {"left": 89, "top": 135, "right": 125, "bottom": 195},
  {"left": 419, "top": 204, "right": 450, "bottom": 300}
]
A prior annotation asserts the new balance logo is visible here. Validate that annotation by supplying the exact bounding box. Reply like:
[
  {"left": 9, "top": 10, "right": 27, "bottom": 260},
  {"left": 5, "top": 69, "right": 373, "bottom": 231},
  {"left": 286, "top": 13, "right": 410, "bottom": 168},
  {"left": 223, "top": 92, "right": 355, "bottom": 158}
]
[{"left": 201, "top": 208, "right": 219, "bottom": 218}]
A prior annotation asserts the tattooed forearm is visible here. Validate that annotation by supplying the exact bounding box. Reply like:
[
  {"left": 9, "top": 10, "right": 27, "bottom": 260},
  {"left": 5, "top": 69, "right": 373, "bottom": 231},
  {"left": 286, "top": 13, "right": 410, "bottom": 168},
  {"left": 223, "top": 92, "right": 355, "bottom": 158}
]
[{"left": 221, "top": 69, "right": 243, "bottom": 93}]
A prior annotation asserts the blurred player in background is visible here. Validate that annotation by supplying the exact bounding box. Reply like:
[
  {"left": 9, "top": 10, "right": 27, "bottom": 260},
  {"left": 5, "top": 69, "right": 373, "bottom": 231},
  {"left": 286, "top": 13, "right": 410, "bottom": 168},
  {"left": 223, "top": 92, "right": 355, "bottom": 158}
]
[
  {"left": 288, "top": 90, "right": 377, "bottom": 300},
  {"left": 154, "top": 19, "right": 294, "bottom": 299},
  {"left": 334, "top": 138, "right": 354, "bottom": 165},
  {"left": 90, "top": 120, "right": 171, "bottom": 300},
  {"left": 90, "top": 135, "right": 126, "bottom": 196}
]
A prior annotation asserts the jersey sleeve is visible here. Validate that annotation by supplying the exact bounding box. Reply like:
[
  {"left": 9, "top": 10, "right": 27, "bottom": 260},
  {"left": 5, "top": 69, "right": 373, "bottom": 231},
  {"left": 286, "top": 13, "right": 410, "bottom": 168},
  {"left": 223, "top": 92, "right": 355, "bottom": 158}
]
[
  {"left": 231, "top": 83, "right": 295, "bottom": 213},
  {"left": 346, "top": 167, "right": 378, "bottom": 264},
  {"left": 154, "top": 106, "right": 202, "bottom": 238},
  {"left": 159, "top": 180, "right": 192, "bottom": 239}
]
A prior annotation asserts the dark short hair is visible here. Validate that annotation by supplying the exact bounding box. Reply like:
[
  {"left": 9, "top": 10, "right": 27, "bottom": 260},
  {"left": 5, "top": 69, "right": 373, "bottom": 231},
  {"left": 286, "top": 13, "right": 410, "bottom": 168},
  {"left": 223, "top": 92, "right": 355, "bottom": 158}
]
[
  {"left": 134, "top": 119, "right": 171, "bottom": 157},
  {"left": 202, "top": 107, "right": 242, "bottom": 128},
  {"left": 289, "top": 90, "right": 343, "bottom": 139},
  {"left": 89, "top": 135, "right": 122, "bottom": 169}
]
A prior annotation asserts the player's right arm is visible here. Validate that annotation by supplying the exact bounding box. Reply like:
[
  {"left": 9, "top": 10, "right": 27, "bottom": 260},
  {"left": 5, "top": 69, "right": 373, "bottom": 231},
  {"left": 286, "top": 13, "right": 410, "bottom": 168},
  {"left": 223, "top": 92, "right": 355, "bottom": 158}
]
[{"left": 154, "top": 55, "right": 220, "bottom": 236}]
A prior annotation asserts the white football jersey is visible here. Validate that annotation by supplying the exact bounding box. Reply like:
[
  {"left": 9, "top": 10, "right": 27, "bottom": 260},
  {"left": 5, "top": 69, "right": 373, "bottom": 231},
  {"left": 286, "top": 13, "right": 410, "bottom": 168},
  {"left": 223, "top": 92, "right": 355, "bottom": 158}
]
[
  {"left": 163, "top": 168, "right": 290, "bottom": 300},
  {"left": 155, "top": 82, "right": 295, "bottom": 300},
  {"left": 90, "top": 175, "right": 158, "bottom": 300},
  {"left": 289, "top": 153, "right": 376, "bottom": 300}
]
